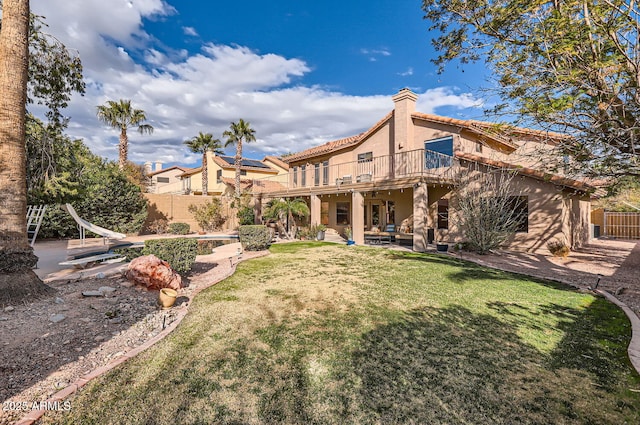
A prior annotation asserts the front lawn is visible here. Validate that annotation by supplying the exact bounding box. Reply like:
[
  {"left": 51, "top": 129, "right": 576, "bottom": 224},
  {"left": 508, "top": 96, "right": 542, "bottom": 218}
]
[{"left": 44, "top": 243, "right": 640, "bottom": 424}]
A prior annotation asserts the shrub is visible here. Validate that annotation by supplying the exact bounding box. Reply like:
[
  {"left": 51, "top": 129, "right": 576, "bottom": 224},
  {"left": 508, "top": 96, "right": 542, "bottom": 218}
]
[
  {"left": 547, "top": 238, "right": 571, "bottom": 258},
  {"left": 39, "top": 205, "right": 77, "bottom": 239},
  {"left": 297, "top": 226, "right": 315, "bottom": 240},
  {"left": 142, "top": 238, "right": 198, "bottom": 274},
  {"left": 168, "top": 222, "right": 190, "bottom": 235},
  {"left": 237, "top": 205, "right": 255, "bottom": 225},
  {"left": 148, "top": 218, "right": 169, "bottom": 235},
  {"left": 188, "top": 199, "right": 226, "bottom": 232},
  {"left": 239, "top": 225, "right": 272, "bottom": 251},
  {"left": 112, "top": 246, "right": 144, "bottom": 262},
  {"left": 78, "top": 166, "right": 148, "bottom": 235}
]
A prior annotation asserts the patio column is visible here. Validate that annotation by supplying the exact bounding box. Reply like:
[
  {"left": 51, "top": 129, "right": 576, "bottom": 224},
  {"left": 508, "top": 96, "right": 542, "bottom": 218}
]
[
  {"left": 413, "top": 183, "right": 428, "bottom": 252},
  {"left": 310, "top": 194, "right": 321, "bottom": 226},
  {"left": 352, "top": 191, "right": 365, "bottom": 245}
]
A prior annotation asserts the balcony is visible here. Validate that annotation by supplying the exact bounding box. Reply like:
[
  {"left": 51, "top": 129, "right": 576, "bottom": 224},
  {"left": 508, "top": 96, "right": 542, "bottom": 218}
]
[{"left": 250, "top": 149, "right": 460, "bottom": 195}]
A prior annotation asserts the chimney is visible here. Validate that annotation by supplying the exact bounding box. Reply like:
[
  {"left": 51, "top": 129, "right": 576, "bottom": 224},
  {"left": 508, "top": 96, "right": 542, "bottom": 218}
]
[
  {"left": 143, "top": 161, "right": 152, "bottom": 175},
  {"left": 154, "top": 161, "right": 163, "bottom": 172},
  {"left": 392, "top": 88, "right": 418, "bottom": 151}
]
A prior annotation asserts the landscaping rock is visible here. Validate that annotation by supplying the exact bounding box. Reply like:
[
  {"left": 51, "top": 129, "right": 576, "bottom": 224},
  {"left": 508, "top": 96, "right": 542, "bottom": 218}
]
[
  {"left": 49, "top": 314, "right": 66, "bottom": 323},
  {"left": 82, "top": 290, "right": 104, "bottom": 297},
  {"left": 98, "top": 286, "right": 117, "bottom": 295},
  {"left": 125, "top": 254, "right": 183, "bottom": 291},
  {"left": 4, "top": 306, "right": 15, "bottom": 312}
]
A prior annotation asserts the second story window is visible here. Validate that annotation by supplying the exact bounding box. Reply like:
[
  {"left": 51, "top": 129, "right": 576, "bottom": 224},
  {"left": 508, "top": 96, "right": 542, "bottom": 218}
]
[
  {"left": 322, "top": 161, "right": 329, "bottom": 185},
  {"left": 314, "top": 163, "right": 320, "bottom": 186},
  {"left": 216, "top": 169, "right": 222, "bottom": 183},
  {"left": 301, "top": 165, "right": 306, "bottom": 186},
  {"left": 358, "top": 152, "right": 373, "bottom": 163},
  {"left": 293, "top": 166, "right": 298, "bottom": 187},
  {"left": 156, "top": 177, "right": 169, "bottom": 183},
  {"left": 240, "top": 170, "right": 247, "bottom": 176},
  {"left": 425, "top": 136, "right": 453, "bottom": 169}
]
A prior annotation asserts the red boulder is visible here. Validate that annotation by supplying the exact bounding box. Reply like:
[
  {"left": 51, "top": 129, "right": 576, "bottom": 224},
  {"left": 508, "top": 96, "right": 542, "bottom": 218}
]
[{"left": 126, "top": 254, "right": 183, "bottom": 291}]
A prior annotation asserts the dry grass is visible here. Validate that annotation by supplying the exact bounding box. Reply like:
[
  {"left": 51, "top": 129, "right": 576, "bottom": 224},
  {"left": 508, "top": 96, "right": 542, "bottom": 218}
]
[{"left": 42, "top": 242, "right": 640, "bottom": 424}]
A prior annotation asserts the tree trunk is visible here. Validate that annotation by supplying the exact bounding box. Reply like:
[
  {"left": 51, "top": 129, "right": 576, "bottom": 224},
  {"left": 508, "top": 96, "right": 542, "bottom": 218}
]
[
  {"left": 0, "top": 0, "right": 53, "bottom": 303},
  {"left": 118, "top": 127, "right": 128, "bottom": 169},
  {"left": 235, "top": 140, "right": 243, "bottom": 199},
  {"left": 202, "top": 151, "right": 208, "bottom": 196}
]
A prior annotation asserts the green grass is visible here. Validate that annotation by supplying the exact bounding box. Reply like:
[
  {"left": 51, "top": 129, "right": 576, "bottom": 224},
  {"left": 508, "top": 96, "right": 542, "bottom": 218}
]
[{"left": 44, "top": 243, "right": 640, "bottom": 424}]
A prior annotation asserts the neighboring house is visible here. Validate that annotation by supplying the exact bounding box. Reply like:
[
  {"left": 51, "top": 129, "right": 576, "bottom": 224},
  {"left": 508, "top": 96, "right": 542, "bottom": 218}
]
[
  {"left": 250, "top": 88, "right": 595, "bottom": 252},
  {"left": 175, "top": 153, "right": 287, "bottom": 196},
  {"left": 146, "top": 165, "right": 194, "bottom": 194}
]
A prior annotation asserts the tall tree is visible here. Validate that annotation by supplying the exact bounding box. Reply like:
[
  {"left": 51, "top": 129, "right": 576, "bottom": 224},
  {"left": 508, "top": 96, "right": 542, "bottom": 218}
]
[
  {"left": 184, "top": 132, "right": 223, "bottom": 196},
  {"left": 96, "top": 99, "right": 153, "bottom": 169},
  {"left": 27, "top": 12, "right": 85, "bottom": 129},
  {"left": 223, "top": 119, "right": 256, "bottom": 198},
  {"left": 422, "top": 0, "right": 640, "bottom": 178},
  {"left": 0, "top": 0, "right": 52, "bottom": 302}
]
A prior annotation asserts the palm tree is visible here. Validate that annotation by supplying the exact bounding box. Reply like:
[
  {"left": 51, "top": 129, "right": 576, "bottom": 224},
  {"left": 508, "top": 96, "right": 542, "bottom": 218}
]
[
  {"left": 96, "top": 99, "right": 154, "bottom": 169},
  {"left": 265, "top": 198, "right": 310, "bottom": 239},
  {"left": 184, "top": 132, "right": 223, "bottom": 196},
  {"left": 223, "top": 119, "right": 256, "bottom": 198},
  {"left": 0, "top": 0, "right": 52, "bottom": 302}
]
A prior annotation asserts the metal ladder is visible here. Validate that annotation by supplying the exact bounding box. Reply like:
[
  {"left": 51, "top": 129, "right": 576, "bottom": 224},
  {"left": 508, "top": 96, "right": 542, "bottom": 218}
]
[{"left": 26, "top": 205, "right": 47, "bottom": 246}]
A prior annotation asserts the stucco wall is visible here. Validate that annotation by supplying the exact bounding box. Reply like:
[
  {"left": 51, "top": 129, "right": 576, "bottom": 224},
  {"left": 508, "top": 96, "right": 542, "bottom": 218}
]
[{"left": 144, "top": 193, "right": 238, "bottom": 233}]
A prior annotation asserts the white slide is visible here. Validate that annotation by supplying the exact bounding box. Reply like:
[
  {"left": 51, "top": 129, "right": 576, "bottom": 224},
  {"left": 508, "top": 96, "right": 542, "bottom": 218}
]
[{"left": 63, "top": 204, "right": 126, "bottom": 246}]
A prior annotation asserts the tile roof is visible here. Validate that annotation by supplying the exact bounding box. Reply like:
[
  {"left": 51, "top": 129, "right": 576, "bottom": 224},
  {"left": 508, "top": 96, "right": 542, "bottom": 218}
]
[
  {"left": 455, "top": 152, "right": 596, "bottom": 193},
  {"left": 283, "top": 106, "right": 569, "bottom": 164},
  {"left": 176, "top": 167, "right": 202, "bottom": 178},
  {"left": 147, "top": 165, "right": 191, "bottom": 177},
  {"left": 284, "top": 112, "right": 393, "bottom": 163},
  {"left": 262, "top": 155, "right": 289, "bottom": 170},
  {"left": 220, "top": 177, "right": 287, "bottom": 194},
  {"left": 412, "top": 112, "right": 568, "bottom": 146}
]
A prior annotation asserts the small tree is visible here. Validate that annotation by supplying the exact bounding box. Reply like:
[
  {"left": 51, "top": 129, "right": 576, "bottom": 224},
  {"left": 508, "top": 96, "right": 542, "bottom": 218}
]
[
  {"left": 263, "top": 198, "right": 310, "bottom": 239},
  {"left": 188, "top": 199, "right": 226, "bottom": 232},
  {"left": 457, "top": 168, "right": 527, "bottom": 254}
]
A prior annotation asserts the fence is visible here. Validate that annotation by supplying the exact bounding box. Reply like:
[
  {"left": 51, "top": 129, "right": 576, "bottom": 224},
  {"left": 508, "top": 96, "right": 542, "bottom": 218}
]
[{"left": 603, "top": 211, "right": 640, "bottom": 239}]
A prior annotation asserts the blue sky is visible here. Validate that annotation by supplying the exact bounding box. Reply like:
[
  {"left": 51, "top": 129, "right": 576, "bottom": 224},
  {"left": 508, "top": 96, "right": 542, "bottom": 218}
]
[{"left": 30, "top": 0, "right": 489, "bottom": 168}]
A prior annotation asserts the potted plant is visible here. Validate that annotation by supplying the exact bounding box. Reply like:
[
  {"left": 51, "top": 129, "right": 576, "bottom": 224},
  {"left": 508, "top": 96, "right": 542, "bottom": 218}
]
[
  {"left": 345, "top": 226, "right": 355, "bottom": 245},
  {"left": 315, "top": 224, "right": 327, "bottom": 241}
]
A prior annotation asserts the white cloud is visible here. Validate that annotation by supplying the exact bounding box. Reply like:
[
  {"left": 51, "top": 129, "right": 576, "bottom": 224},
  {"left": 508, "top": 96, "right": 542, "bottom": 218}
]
[
  {"left": 360, "top": 47, "right": 391, "bottom": 62},
  {"left": 29, "top": 1, "right": 481, "bottom": 166},
  {"left": 182, "top": 26, "right": 198, "bottom": 37},
  {"left": 398, "top": 67, "right": 414, "bottom": 77}
]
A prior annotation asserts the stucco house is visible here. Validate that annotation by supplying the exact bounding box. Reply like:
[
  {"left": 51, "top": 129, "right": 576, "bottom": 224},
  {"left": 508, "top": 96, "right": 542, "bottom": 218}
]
[
  {"left": 155, "top": 154, "right": 288, "bottom": 195},
  {"left": 250, "top": 88, "right": 595, "bottom": 253},
  {"left": 146, "top": 165, "right": 195, "bottom": 194}
]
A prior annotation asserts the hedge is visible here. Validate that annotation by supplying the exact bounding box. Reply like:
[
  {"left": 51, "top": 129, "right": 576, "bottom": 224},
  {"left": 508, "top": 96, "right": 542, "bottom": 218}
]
[
  {"left": 168, "top": 222, "right": 190, "bottom": 235},
  {"left": 238, "top": 225, "right": 272, "bottom": 251},
  {"left": 142, "top": 238, "right": 198, "bottom": 274}
]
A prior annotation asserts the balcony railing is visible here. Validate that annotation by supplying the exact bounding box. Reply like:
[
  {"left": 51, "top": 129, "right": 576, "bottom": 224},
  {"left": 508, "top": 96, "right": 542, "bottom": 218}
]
[{"left": 250, "top": 148, "right": 459, "bottom": 195}]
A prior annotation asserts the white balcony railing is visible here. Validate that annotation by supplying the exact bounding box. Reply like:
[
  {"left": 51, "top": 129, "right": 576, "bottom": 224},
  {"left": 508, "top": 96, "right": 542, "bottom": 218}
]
[{"left": 250, "top": 149, "right": 459, "bottom": 195}]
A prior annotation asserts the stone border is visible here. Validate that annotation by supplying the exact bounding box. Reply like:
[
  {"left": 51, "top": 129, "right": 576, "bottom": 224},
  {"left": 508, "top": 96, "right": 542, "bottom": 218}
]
[
  {"left": 596, "top": 289, "right": 640, "bottom": 374},
  {"left": 15, "top": 251, "right": 270, "bottom": 425}
]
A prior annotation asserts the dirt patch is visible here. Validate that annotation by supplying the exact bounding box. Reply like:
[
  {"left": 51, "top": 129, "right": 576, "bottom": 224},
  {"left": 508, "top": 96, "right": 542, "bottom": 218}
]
[{"left": 0, "top": 251, "right": 263, "bottom": 425}]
